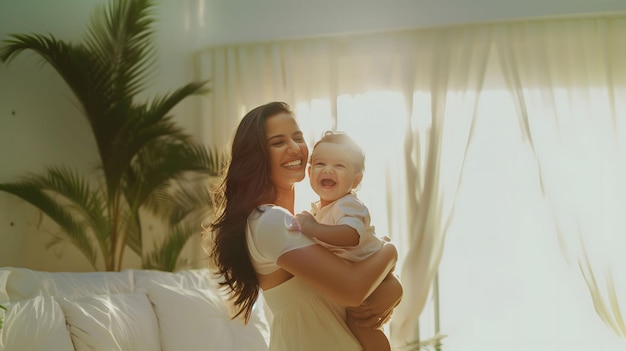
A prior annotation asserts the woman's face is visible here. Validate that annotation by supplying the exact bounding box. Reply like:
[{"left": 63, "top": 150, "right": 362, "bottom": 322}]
[{"left": 265, "top": 112, "right": 309, "bottom": 189}]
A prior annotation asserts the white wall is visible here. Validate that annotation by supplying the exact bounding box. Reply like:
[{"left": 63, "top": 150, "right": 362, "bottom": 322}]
[
  {"left": 193, "top": 0, "right": 626, "bottom": 46},
  {"left": 1, "top": 0, "right": 625, "bottom": 271}
]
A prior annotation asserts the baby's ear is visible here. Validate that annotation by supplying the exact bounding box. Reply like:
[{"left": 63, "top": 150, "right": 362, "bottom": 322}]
[{"left": 352, "top": 172, "right": 363, "bottom": 189}]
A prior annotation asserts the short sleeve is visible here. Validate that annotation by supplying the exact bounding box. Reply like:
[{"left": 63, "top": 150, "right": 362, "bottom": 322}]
[
  {"left": 247, "top": 206, "right": 316, "bottom": 274},
  {"left": 333, "top": 196, "right": 369, "bottom": 237}
]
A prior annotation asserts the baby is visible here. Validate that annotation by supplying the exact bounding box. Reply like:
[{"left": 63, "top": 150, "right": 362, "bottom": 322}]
[{"left": 294, "top": 131, "right": 391, "bottom": 351}]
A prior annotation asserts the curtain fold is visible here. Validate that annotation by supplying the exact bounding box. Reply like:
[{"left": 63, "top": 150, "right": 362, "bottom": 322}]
[
  {"left": 495, "top": 15, "right": 626, "bottom": 338},
  {"left": 391, "top": 26, "right": 491, "bottom": 347}
]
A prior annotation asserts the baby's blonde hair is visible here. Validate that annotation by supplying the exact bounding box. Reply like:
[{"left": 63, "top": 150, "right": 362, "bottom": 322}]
[{"left": 311, "top": 131, "right": 365, "bottom": 172}]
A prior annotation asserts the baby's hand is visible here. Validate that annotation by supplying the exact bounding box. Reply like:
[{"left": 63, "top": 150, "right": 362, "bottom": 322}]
[
  {"left": 293, "top": 211, "right": 318, "bottom": 237},
  {"left": 287, "top": 217, "right": 301, "bottom": 232}
]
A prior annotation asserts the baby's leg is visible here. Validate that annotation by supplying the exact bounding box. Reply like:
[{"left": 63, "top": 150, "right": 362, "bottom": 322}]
[{"left": 346, "top": 313, "right": 391, "bottom": 351}]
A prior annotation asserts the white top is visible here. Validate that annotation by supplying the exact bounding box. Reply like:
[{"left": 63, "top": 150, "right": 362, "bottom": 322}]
[
  {"left": 246, "top": 205, "right": 315, "bottom": 274},
  {"left": 311, "top": 194, "right": 385, "bottom": 262},
  {"left": 246, "top": 205, "right": 362, "bottom": 351}
]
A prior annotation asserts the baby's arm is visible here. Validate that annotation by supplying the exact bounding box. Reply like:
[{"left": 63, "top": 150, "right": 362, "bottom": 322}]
[{"left": 294, "top": 211, "right": 359, "bottom": 247}]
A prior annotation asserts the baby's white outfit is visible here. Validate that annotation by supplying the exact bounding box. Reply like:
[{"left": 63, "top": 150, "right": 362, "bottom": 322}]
[{"left": 310, "top": 193, "right": 385, "bottom": 262}]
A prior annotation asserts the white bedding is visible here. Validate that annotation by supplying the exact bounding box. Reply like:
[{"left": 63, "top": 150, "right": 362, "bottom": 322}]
[{"left": 0, "top": 267, "right": 270, "bottom": 351}]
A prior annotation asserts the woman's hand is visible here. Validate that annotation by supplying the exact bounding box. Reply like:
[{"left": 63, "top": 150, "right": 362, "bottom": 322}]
[{"left": 346, "top": 272, "right": 403, "bottom": 329}]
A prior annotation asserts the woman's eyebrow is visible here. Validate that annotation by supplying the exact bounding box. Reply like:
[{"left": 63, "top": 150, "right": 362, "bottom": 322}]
[
  {"left": 268, "top": 131, "right": 301, "bottom": 141},
  {"left": 267, "top": 134, "right": 284, "bottom": 142}
]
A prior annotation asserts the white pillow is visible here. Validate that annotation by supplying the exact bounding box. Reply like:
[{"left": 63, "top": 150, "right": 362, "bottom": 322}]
[
  {"left": 133, "top": 268, "right": 218, "bottom": 290},
  {"left": 1, "top": 295, "right": 74, "bottom": 351},
  {"left": 175, "top": 269, "right": 221, "bottom": 289},
  {"left": 143, "top": 282, "right": 269, "bottom": 351},
  {"left": 0, "top": 270, "right": 9, "bottom": 306},
  {"left": 4, "top": 267, "right": 133, "bottom": 303},
  {"left": 57, "top": 293, "right": 161, "bottom": 351}
]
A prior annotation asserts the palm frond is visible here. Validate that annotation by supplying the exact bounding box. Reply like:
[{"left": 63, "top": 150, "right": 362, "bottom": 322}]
[
  {"left": 35, "top": 167, "right": 110, "bottom": 247},
  {"left": 123, "top": 213, "right": 142, "bottom": 257},
  {"left": 107, "top": 80, "right": 209, "bottom": 163},
  {"left": 117, "top": 107, "right": 190, "bottom": 149},
  {"left": 103, "top": 81, "right": 209, "bottom": 170},
  {"left": 0, "top": 303, "right": 5, "bottom": 331},
  {"left": 143, "top": 174, "right": 214, "bottom": 226},
  {"left": 97, "top": 108, "right": 187, "bottom": 200},
  {"left": 85, "top": 0, "right": 157, "bottom": 101},
  {"left": 125, "top": 142, "right": 221, "bottom": 209},
  {"left": 112, "top": 204, "right": 142, "bottom": 263},
  {"left": 143, "top": 222, "right": 201, "bottom": 271},
  {"left": 0, "top": 182, "right": 98, "bottom": 268},
  {"left": 0, "top": 34, "right": 98, "bottom": 115},
  {"left": 147, "top": 81, "right": 209, "bottom": 119},
  {"left": 136, "top": 173, "right": 215, "bottom": 270},
  {"left": 82, "top": 0, "right": 160, "bottom": 189},
  {"left": 125, "top": 144, "right": 221, "bottom": 255},
  {"left": 106, "top": 99, "right": 197, "bottom": 184}
]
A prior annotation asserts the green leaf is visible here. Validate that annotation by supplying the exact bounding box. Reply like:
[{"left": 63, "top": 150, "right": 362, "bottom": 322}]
[
  {"left": 143, "top": 222, "right": 200, "bottom": 271},
  {"left": 0, "top": 182, "right": 98, "bottom": 269}
]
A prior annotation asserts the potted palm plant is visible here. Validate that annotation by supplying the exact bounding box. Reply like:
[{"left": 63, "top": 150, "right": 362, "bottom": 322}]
[{"left": 0, "top": 0, "right": 221, "bottom": 271}]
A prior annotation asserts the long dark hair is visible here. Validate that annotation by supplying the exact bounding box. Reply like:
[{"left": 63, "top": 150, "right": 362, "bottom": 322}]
[{"left": 209, "top": 101, "right": 292, "bottom": 322}]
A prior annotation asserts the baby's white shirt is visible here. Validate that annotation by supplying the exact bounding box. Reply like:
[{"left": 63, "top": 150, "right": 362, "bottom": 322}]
[{"left": 311, "top": 194, "right": 385, "bottom": 262}]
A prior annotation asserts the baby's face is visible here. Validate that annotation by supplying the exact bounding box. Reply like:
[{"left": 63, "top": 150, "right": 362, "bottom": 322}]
[{"left": 308, "top": 142, "right": 362, "bottom": 207}]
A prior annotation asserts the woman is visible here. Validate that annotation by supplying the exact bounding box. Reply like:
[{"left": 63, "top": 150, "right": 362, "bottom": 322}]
[{"left": 209, "top": 102, "right": 402, "bottom": 351}]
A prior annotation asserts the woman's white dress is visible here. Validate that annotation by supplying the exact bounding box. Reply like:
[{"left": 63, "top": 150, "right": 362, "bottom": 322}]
[{"left": 247, "top": 205, "right": 362, "bottom": 351}]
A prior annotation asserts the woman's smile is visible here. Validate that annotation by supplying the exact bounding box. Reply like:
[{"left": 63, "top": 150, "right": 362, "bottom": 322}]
[{"left": 283, "top": 159, "right": 304, "bottom": 169}]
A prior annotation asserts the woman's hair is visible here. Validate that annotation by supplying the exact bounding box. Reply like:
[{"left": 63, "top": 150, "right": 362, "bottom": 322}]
[
  {"left": 208, "top": 101, "right": 293, "bottom": 322},
  {"left": 313, "top": 130, "right": 365, "bottom": 172}
]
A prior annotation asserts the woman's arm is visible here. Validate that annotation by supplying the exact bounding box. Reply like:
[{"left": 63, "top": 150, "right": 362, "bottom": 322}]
[
  {"left": 277, "top": 241, "right": 397, "bottom": 307},
  {"left": 346, "top": 272, "right": 403, "bottom": 328}
]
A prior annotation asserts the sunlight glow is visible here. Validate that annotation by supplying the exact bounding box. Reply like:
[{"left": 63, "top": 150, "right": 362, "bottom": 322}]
[
  {"left": 439, "top": 88, "right": 626, "bottom": 351},
  {"left": 292, "top": 87, "right": 626, "bottom": 350}
]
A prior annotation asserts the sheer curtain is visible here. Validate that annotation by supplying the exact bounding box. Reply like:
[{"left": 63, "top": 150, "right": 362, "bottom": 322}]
[
  {"left": 495, "top": 15, "right": 626, "bottom": 338},
  {"left": 196, "top": 26, "right": 487, "bottom": 348},
  {"left": 391, "top": 27, "right": 491, "bottom": 348}
]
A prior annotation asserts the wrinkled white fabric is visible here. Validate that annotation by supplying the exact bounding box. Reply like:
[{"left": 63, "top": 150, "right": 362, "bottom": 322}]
[
  {"left": 247, "top": 205, "right": 361, "bottom": 351},
  {"left": 311, "top": 193, "right": 384, "bottom": 262}
]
